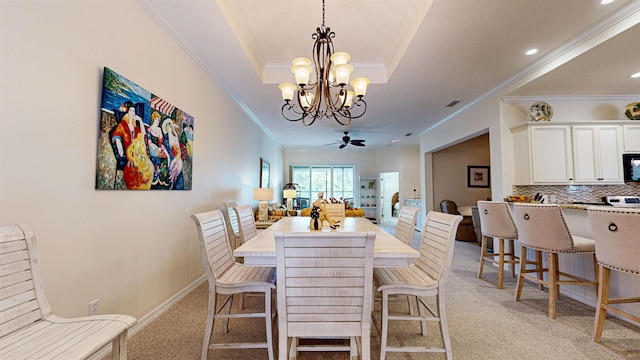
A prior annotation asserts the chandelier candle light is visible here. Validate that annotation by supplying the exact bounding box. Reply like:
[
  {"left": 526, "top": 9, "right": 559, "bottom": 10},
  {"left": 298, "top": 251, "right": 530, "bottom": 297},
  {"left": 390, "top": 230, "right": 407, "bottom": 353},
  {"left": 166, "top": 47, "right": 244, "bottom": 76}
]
[{"left": 278, "top": 0, "right": 370, "bottom": 126}]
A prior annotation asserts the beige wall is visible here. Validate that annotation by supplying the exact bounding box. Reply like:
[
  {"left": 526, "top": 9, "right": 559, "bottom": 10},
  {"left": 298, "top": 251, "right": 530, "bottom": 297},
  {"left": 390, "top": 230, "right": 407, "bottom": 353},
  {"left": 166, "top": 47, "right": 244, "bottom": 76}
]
[
  {"left": 0, "top": 0, "right": 283, "bottom": 319},
  {"left": 432, "top": 134, "right": 491, "bottom": 209}
]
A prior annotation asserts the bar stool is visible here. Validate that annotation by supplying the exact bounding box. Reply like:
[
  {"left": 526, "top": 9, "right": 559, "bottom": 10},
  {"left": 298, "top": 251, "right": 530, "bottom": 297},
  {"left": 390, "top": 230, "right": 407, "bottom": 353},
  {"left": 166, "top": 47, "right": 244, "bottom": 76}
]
[
  {"left": 477, "top": 201, "right": 541, "bottom": 289},
  {"left": 587, "top": 207, "right": 640, "bottom": 342},
  {"left": 512, "top": 203, "right": 598, "bottom": 319}
]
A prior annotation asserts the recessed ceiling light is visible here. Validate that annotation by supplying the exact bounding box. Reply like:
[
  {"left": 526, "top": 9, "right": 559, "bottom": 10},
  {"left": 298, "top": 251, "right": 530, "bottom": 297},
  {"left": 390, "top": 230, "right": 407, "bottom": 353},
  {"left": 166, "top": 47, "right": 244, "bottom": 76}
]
[
  {"left": 601, "top": 0, "right": 615, "bottom": 5},
  {"left": 525, "top": 49, "right": 538, "bottom": 56},
  {"left": 391, "top": 139, "right": 400, "bottom": 143},
  {"left": 631, "top": 72, "right": 640, "bottom": 79}
]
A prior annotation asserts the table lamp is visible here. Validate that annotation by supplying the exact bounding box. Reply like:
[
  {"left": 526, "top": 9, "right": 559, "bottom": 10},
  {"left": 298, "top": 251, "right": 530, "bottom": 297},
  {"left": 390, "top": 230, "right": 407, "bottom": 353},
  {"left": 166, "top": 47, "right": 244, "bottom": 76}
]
[
  {"left": 254, "top": 188, "right": 273, "bottom": 221},
  {"left": 283, "top": 189, "right": 297, "bottom": 211}
]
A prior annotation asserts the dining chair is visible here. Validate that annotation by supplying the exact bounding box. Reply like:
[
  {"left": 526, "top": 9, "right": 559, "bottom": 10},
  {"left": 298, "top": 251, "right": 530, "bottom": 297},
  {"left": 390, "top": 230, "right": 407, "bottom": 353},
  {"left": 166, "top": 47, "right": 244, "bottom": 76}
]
[
  {"left": 374, "top": 211, "right": 462, "bottom": 360},
  {"left": 394, "top": 206, "right": 419, "bottom": 247},
  {"left": 275, "top": 231, "right": 376, "bottom": 360},
  {"left": 234, "top": 204, "right": 259, "bottom": 245},
  {"left": 324, "top": 203, "right": 346, "bottom": 219},
  {"left": 587, "top": 207, "right": 640, "bottom": 342},
  {"left": 191, "top": 210, "right": 276, "bottom": 360},
  {"left": 477, "top": 201, "right": 537, "bottom": 289},
  {"left": 512, "top": 203, "right": 598, "bottom": 319},
  {"left": 221, "top": 201, "right": 240, "bottom": 249}
]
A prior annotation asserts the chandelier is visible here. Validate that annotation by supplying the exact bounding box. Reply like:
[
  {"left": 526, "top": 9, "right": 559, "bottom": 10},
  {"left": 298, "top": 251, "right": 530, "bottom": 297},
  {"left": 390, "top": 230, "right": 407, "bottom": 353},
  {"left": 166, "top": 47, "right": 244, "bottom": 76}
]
[{"left": 278, "top": 0, "right": 370, "bottom": 126}]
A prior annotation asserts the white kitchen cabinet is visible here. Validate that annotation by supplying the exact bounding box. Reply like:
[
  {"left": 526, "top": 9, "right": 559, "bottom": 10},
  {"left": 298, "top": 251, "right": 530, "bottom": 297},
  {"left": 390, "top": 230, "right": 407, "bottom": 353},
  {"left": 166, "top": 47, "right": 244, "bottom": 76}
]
[
  {"left": 572, "top": 125, "right": 623, "bottom": 184},
  {"left": 623, "top": 124, "right": 640, "bottom": 152},
  {"left": 404, "top": 199, "right": 423, "bottom": 231},
  {"left": 512, "top": 124, "right": 574, "bottom": 185}
]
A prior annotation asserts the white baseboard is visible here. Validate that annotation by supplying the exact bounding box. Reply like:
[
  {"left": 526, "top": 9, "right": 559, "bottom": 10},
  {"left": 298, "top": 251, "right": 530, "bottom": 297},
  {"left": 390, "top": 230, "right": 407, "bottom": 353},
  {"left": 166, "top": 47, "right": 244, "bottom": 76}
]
[{"left": 89, "top": 275, "right": 207, "bottom": 360}]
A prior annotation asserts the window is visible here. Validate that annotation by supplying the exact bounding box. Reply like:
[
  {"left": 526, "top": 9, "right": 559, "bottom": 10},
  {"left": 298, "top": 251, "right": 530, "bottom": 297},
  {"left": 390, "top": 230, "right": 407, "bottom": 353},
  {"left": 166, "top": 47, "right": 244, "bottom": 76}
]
[{"left": 291, "top": 165, "right": 355, "bottom": 208}]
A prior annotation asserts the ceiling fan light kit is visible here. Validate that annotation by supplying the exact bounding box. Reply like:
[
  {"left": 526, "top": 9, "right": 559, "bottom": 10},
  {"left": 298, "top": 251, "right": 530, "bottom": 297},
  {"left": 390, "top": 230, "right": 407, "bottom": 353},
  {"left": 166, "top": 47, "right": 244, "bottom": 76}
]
[{"left": 278, "top": 0, "right": 370, "bottom": 126}]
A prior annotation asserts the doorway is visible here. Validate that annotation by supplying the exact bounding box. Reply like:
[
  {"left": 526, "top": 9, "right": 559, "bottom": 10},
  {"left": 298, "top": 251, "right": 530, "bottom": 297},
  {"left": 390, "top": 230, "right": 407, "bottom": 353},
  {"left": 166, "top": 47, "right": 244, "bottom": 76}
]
[{"left": 379, "top": 172, "right": 399, "bottom": 225}]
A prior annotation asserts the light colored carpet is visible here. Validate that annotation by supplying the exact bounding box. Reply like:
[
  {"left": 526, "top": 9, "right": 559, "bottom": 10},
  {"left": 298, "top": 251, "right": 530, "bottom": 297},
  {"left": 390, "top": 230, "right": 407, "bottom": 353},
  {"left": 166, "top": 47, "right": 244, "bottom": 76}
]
[{"left": 108, "top": 225, "right": 640, "bottom": 359}]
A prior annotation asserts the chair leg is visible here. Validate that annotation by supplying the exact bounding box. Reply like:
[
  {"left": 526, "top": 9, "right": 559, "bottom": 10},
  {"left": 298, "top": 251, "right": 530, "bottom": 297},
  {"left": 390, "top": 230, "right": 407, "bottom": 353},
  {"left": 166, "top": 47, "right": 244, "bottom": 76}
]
[
  {"left": 361, "top": 331, "right": 370, "bottom": 360},
  {"left": 417, "top": 295, "right": 427, "bottom": 336},
  {"left": 478, "top": 235, "right": 488, "bottom": 279},
  {"left": 497, "top": 238, "right": 506, "bottom": 289},
  {"left": 288, "top": 337, "right": 297, "bottom": 360},
  {"left": 437, "top": 293, "right": 453, "bottom": 360},
  {"left": 593, "top": 266, "right": 609, "bottom": 342},
  {"left": 548, "top": 252, "right": 558, "bottom": 319},
  {"left": 202, "top": 292, "right": 216, "bottom": 360},
  {"left": 380, "top": 291, "right": 389, "bottom": 360},
  {"left": 223, "top": 294, "right": 233, "bottom": 333},
  {"left": 592, "top": 254, "right": 599, "bottom": 295},
  {"left": 515, "top": 246, "right": 527, "bottom": 301},
  {"left": 507, "top": 239, "right": 517, "bottom": 279},
  {"left": 535, "top": 250, "right": 544, "bottom": 290},
  {"left": 111, "top": 331, "right": 126, "bottom": 360},
  {"left": 265, "top": 289, "right": 274, "bottom": 360},
  {"left": 238, "top": 293, "right": 245, "bottom": 310}
]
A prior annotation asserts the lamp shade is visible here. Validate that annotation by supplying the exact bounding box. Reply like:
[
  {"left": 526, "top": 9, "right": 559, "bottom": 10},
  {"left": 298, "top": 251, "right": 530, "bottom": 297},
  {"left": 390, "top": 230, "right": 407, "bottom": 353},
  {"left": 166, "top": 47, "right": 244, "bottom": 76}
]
[
  {"left": 283, "top": 189, "right": 297, "bottom": 199},
  {"left": 330, "top": 52, "right": 350, "bottom": 65},
  {"left": 333, "top": 64, "right": 353, "bottom": 86},
  {"left": 351, "top": 77, "right": 370, "bottom": 97},
  {"left": 253, "top": 188, "right": 273, "bottom": 201},
  {"left": 292, "top": 64, "right": 313, "bottom": 86},
  {"left": 279, "top": 83, "right": 296, "bottom": 101}
]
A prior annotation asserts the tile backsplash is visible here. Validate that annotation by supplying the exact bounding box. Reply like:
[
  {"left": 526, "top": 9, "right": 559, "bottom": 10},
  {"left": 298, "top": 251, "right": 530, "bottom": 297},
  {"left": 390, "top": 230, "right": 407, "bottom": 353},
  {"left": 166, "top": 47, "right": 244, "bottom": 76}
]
[{"left": 513, "top": 183, "right": 640, "bottom": 204}]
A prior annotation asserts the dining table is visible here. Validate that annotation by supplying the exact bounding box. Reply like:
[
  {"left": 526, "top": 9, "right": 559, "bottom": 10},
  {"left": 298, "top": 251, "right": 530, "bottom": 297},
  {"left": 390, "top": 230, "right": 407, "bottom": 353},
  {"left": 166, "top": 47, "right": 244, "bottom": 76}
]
[{"left": 234, "top": 216, "right": 420, "bottom": 267}]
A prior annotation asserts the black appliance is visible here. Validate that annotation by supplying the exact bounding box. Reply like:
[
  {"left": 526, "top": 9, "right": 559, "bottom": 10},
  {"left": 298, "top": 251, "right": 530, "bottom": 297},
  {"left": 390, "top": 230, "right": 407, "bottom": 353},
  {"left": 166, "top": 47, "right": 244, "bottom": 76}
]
[{"left": 622, "top": 154, "right": 640, "bottom": 182}]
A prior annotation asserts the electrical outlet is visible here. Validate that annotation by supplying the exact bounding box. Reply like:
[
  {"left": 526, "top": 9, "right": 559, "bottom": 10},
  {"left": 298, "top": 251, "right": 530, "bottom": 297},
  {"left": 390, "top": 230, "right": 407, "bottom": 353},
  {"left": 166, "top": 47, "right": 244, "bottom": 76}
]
[
  {"left": 89, "top": 299, "right": 100, "bottom": 316},
  {"left": 550, "top": 195, "right": 557, "bottom": 203}
]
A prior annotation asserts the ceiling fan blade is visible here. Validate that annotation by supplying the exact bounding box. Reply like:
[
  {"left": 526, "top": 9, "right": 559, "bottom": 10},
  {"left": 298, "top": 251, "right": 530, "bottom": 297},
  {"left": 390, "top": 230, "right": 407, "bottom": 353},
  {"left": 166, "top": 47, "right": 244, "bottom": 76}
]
[
  {"left": 352, "top": 142, "right": 366, "bottom": 147},
  {"left": 351, "top": 139, "right": 365, "bottom": 144},
  {"left": 323, "top": 141, "right": 340, "bottom": 146},
  {"left": 339, "top": 143, "right": 347, "bottom": 149}
]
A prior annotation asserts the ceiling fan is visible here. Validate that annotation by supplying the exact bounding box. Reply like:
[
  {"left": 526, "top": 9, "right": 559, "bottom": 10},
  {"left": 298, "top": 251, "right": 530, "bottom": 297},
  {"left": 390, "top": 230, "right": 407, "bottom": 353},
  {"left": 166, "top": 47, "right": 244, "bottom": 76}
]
[{"left": 325, "top": 131, "right": 366, "bottom": 149}]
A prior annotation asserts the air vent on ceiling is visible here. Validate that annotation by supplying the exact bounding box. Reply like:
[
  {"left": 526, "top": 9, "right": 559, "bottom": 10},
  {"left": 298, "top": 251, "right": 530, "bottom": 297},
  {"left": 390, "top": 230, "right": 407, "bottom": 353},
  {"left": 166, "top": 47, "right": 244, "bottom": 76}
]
[
  {"left": 405, "top": 133, "right": 412, "bottom": 137},
  {"left": 446, "top": 100, "right": 461, "bottom": 107}
]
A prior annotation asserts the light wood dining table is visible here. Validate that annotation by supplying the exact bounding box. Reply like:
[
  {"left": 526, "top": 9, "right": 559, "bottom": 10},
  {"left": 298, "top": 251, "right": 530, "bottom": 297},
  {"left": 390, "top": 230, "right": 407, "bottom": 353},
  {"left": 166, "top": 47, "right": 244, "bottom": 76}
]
[{"left": 234, "top": 216, "right": 419, "bottom": 267}]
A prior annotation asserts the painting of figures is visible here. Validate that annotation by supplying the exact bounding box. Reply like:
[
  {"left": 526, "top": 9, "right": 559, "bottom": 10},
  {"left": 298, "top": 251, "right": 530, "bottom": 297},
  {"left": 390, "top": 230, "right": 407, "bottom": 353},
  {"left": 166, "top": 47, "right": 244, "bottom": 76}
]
[{"left": 96, "top": 67, "right": 193, "bottom": 190}]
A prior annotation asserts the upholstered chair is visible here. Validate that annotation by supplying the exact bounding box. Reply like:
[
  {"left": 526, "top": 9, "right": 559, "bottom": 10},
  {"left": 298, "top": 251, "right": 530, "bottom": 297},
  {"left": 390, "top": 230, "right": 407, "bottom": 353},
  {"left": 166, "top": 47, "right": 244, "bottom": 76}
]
[
  {"left": 587, "top": 207, "right": 640, "bottom": 342},
  {"left": 512, "top": 203, "right": 598, "bottom": 319}
]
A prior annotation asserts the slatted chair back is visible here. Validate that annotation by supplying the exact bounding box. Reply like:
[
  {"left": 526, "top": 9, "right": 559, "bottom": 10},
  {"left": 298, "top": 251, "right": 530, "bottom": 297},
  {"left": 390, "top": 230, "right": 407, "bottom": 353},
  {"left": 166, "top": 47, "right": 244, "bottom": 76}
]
[
  {"left": 415, "top": 211, "right": 463, "bottom": 285},
  {"left": 394, "top": 206, "right": 419, "bottom": 246},
  {"left": 275, "top": 231, "right": 376, "bottom": 359},
  {"left": 221, "top": 201, "right": 240, "bottom": 249},
  {"left": 512, "top": 203, "right": 580, "bottom": 252},
  {"left": 324, "top": 203, "right": 346, "bottom": 219},
  {"left": 587, "top": 207, "right": 640, "bottom": 274},
  {"left": 191, "top": 210, "right": 235, "bottom": 282},
  {"left": 0, "top": 225, "right": 48, "bottom": 335},
  {"left": 234, "top": 204, "right": 258, "bottom": 245}
]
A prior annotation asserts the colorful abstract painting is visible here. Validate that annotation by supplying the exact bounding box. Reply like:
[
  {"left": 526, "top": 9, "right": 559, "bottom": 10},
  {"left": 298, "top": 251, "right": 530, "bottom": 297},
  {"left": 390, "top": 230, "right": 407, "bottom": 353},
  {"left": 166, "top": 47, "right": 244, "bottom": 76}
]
[{"left": 96, "top": 67, "right": 193, "bottom": 190}]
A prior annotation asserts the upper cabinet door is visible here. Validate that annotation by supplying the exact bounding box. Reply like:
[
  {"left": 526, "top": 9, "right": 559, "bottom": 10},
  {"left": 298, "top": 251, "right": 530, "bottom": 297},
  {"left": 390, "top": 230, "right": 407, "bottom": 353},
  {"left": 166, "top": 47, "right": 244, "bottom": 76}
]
[
  {"left": 624, "top": 125, "right": 640, "bottom": 152},
  {"left": 530, "top": 125, "right": 574, "bottom": 184},
  {"left": 572, "top": 125, "right": 623, "bottom": 184}
]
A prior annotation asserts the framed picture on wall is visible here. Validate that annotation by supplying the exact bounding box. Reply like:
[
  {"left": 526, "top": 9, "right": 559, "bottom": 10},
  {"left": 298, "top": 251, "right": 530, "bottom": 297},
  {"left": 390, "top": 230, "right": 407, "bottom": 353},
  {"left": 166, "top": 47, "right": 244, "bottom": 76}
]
[{"left": 467, "top": 166, "right": 490, "bottom": 188}]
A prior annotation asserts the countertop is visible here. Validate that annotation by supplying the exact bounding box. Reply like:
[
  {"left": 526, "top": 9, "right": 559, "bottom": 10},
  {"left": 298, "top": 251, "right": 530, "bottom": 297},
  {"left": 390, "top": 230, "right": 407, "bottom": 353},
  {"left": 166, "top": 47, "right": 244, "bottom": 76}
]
[{"left": 505, "top": 202, "right": 611, "bottom": 210}]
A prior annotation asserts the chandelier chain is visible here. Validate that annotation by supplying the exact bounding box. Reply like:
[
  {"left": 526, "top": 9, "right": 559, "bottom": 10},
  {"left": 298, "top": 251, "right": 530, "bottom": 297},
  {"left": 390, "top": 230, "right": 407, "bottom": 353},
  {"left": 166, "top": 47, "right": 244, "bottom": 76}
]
[{"left": 278, "top": 0, "right": 370, "bottom": 126}]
